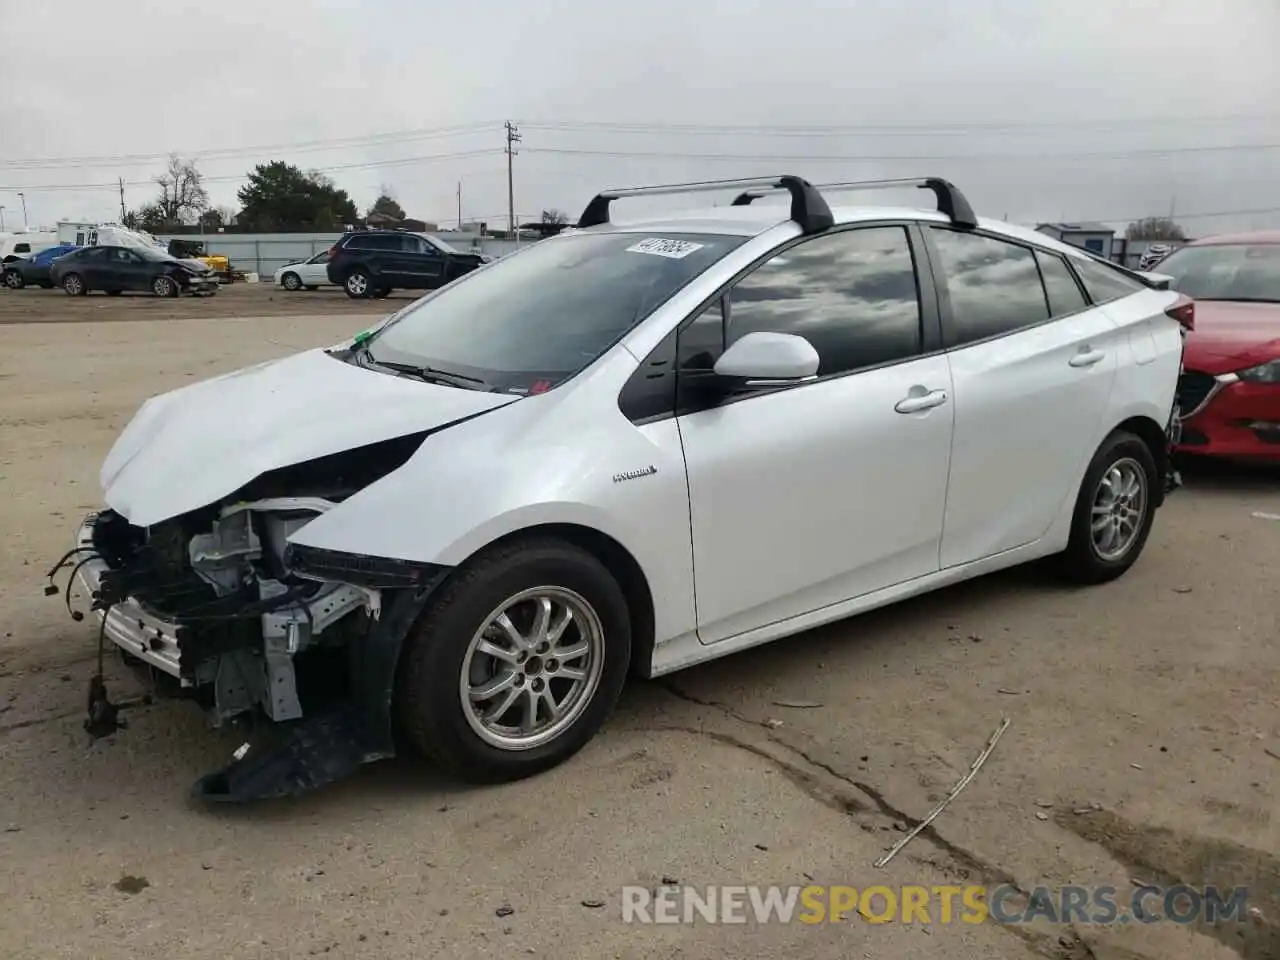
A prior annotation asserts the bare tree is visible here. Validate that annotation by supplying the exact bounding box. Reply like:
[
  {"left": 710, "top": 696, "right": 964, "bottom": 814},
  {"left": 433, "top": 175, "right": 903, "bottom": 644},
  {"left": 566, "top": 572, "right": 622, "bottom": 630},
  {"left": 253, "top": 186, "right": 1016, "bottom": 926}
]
[
  {"left": 541, "top": 208, "right": 570, "bottom": 225},
  {"left": 1125, "top": 217, "right": 1186, "bottom": 241},
  {"left": 154, "top": 154, "right": 210, "bottom": 226}
]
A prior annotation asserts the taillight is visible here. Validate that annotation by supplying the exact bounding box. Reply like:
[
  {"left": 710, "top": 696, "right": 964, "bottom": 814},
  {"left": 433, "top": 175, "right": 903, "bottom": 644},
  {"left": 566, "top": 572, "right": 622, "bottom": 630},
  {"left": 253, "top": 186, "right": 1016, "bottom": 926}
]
[
  {"left": 328, "top": 245, "right": 339, "bottom": 257},
  {"left": 1165, "top": 296, "right": 1194, "bottom": 332}
]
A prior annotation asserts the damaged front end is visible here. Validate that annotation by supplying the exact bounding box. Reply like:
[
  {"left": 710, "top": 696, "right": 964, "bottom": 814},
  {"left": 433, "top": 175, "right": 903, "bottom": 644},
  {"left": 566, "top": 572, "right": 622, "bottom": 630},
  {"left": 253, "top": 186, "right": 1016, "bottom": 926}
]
[{"left": 48, "top": 433, "right": 448, "bottom": 802}]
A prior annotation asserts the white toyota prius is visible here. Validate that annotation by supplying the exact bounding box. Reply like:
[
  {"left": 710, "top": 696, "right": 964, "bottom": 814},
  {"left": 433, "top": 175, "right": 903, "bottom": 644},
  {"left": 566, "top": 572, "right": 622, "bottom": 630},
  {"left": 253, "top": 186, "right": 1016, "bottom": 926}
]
[{"left": 52, "top": 176, "right": 1191, "bottom": 800}]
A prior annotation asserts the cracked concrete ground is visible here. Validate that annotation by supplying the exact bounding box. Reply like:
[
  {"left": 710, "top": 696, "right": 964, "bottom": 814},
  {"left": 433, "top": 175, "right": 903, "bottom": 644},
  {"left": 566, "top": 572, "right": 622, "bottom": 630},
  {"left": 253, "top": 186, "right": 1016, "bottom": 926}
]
[{"left": 1, "top": 312, "right": 1277, "bottom": 960}]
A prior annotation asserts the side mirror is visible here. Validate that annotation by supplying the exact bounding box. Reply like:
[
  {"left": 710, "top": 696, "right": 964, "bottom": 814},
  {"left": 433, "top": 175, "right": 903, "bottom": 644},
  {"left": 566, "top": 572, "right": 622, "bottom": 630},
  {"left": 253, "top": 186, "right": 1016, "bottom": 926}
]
[{"left": 713, "top": 331, "right": 820, "bottom": 386}]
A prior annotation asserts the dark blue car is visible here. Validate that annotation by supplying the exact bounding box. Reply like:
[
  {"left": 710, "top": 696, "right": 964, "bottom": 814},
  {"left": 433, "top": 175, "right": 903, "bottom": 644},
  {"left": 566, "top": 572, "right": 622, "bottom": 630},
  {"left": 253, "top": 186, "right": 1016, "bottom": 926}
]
[{"left": 3, "top": 243, "right": 80, "bottom": 290}]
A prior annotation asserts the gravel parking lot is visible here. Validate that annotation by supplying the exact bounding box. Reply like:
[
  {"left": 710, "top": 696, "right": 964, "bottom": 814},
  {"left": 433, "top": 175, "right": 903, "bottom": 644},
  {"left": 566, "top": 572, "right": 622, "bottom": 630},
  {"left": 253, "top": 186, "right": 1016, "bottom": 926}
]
[{"left": 0, "top": 292, "right": 1277, "bottom": 960}]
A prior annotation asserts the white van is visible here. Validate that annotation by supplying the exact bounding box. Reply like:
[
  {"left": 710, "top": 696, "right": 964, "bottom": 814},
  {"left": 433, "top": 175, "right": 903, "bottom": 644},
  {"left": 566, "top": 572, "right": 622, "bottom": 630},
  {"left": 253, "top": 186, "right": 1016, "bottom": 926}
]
[{"left": 0, "top": 231, "right": 59, "bottom": 264}]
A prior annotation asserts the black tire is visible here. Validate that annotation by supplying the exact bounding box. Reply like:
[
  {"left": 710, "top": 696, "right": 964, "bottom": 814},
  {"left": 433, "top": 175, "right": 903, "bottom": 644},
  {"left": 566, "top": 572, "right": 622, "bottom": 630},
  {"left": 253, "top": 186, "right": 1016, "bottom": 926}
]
[
  {"left": 396, "top": 537, "right": 632, "bottom": 783},
  {"left": 344, "top": 268, "right": 372, "bottom": 299},
  {"left": 152, "top": 275, "right": 179, "bottom": 298},
  {"left": 1056, "top": 430, "right": 1158, "bottom": 584},
  {"left": 62, "top": 273, "right": 87, "bottom": 296},
  {"left": 281, "top": 272, "right": 302, "bottom": 292},
  {"left": 105, "top": 289, "right": 122, "bottom": 297},
  {"left": 4, "top": 270, "right": 24, "bottom": 290}
]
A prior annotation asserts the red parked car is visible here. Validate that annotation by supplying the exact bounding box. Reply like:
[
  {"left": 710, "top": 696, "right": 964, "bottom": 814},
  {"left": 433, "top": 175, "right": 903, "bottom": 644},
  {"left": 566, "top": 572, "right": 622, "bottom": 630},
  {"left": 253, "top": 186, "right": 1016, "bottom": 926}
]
[{"left": 1155, "top": 231, "right": 1280, "bottom": 459}]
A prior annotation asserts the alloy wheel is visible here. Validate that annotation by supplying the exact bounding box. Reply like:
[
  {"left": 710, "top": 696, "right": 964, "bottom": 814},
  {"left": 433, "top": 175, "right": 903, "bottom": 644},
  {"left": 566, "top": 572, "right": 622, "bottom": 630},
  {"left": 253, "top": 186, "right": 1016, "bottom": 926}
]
[
  {"left": 1090, "top": 457, "right": 1146, "bottom": 561},
  {"left": 459, "top": 586, "right": 606, "bottom": 751}
]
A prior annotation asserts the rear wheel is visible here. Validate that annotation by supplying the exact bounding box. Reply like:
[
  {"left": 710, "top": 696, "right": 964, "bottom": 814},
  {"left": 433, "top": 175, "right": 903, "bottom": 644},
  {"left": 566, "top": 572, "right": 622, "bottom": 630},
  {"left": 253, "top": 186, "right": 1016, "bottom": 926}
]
[
  {"left": 1056, "top": 430, "right": 1158, "bottom": 584},
  {"left": 4, "top": 270, "right": 24, "bottom": 290},
  {"left": 62, "top": 273, "right": 86, "bottom": 296},
  {"left": 344, "top": 268, "right": 372, "bottom": 299},
  {"left": 396, "top": 538, "right": 632, "bottom": 783}
]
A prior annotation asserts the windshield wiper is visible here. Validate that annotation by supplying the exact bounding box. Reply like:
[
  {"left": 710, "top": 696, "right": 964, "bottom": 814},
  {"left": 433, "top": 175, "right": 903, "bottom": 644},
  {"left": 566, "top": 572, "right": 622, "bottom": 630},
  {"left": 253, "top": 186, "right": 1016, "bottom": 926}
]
[{"left": 366, "top": 354, "right": 488, "bottom": 390}]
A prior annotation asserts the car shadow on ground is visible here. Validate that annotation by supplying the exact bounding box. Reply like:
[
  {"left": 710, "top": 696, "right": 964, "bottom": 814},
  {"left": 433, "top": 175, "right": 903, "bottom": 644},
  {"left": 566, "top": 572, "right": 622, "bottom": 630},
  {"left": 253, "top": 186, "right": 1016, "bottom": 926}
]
[{"left": 1175, "top": 453, "right": 1280, "bottom": 494}]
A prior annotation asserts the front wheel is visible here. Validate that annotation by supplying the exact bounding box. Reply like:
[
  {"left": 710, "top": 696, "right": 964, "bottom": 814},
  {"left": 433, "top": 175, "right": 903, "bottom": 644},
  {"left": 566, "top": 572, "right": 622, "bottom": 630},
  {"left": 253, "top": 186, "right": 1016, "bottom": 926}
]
[
  {"left": 281, "top": 272, "right": 302, "bottom": 292},
  {"left": 152, "top": 275, "right": 178, "bottom": 298},
  {"left": 396, "top": 538, "right": 632, "bottom": 783},
  {"left": 344, "top": 268, "right": 372, "bottom": 299},
  {"left": 1056, "top": 430, "right": 1158, "bottom": 584}
]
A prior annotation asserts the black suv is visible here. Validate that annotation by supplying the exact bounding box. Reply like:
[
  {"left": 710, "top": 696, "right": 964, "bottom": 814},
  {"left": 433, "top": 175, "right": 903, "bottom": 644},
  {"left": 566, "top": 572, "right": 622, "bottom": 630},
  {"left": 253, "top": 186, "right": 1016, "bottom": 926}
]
[{"left": 325, "top": 231, "right": 489, "bottom": 299}]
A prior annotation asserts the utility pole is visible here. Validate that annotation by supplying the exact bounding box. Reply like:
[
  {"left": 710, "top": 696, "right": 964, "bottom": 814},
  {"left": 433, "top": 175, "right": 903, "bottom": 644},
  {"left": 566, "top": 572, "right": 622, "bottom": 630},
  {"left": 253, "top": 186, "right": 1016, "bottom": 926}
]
[
  {"left": 504, "top": 120, "right": 521, "bottom": 241},
  {"left": 118, "top": 178, "right": 127, "bottom": 221},
  {"left": 17, "top": 192, "right": 27, "bottom": 230},
  {"left": 456, "top": 181, "right": 462, "bottom": 230},
  {"left": 0, "top": 207, "right": 5, "bottom": 231}
]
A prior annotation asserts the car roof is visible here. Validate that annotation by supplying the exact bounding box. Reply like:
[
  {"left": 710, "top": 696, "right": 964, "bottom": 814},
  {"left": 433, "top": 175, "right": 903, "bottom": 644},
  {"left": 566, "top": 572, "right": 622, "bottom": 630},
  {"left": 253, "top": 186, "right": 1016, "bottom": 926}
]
[
  {"left": 1187, "top": 230, "right": 1280, "bottom": 247},
  {"left": 574, "top": 203, "right": 1098, "bottom": 262}
]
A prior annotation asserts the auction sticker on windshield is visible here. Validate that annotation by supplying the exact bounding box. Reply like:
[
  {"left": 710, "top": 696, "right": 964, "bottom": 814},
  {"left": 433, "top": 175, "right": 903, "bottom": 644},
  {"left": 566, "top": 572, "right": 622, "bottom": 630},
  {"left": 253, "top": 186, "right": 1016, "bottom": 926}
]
[{"left": 626, "top": 238, "right": 706, "bottom": 259}]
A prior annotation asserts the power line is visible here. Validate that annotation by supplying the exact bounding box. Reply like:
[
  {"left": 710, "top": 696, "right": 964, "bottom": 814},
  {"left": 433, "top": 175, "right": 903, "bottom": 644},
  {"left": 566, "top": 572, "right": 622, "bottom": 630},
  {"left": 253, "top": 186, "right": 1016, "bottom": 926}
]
[
  {"left": 1073, "top": 205, "right": 1280, "bottom": 223},
  {"left": 0, "top": 148, "right": 506, "bottom": 194},
  {"left": 522, "top": 113, "right": 1280, "bottom": 137},
  {"left": 523, "top": 143, "right": 1280, "bottom": 163},
  {"left": 8, "top": 111, "right": 1279, "bottom": 171},
  {"left": 0, "top": 122, "right": 502, "bottom": 171}
]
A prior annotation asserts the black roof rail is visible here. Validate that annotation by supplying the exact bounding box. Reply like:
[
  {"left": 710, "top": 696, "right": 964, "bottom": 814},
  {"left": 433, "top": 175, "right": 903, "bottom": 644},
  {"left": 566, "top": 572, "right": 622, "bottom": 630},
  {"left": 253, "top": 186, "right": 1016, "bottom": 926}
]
[
  {"left": 576, "top": 175, "right": 834, "bottom": 235},
  {"left": 729, "top": 177, "right": 977, "bottom": 229}
]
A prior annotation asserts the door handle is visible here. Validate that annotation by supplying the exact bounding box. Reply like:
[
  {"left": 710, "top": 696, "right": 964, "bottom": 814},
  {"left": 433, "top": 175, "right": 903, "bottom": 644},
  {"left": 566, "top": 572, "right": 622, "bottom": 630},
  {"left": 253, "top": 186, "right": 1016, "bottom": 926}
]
[
  {"left": 1069, "top": 348, "right": 1106, "bottom": 368},
  {"left": 895, "top": 389, "right": 948, "bottom": 414}
]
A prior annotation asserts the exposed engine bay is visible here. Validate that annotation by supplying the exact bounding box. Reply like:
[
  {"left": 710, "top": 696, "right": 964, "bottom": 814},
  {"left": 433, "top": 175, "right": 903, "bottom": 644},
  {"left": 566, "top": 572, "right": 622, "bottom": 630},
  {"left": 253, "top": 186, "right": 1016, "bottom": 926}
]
[{"left": 47, "top": 430, "right": 449, "bottom": 802}]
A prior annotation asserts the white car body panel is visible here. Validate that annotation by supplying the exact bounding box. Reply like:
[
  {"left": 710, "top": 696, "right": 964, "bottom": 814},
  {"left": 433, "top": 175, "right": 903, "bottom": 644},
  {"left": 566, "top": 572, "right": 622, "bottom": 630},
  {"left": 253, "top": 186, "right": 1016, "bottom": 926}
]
[
  {"left": 938, "top": 306, "right": 1123, "bottom": 568},
  {"left": 289, "top": 349, "right": 703, "bottom": 647},
  {"left": 274, "top": 256, "right": 332, "bottom": 287},
  {"left": 100, "top": 349, "right": 517, "bottom": 527},
  {"left": 676, "top": 353, "right": 954, "bottom": 643},
  {"left": 88, "top": 201, "right": 1185, "bottom": 685}
]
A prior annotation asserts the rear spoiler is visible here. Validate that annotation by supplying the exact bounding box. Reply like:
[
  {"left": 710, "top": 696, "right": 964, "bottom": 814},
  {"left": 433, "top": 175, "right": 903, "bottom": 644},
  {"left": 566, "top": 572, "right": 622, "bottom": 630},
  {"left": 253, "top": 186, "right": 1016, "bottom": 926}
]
[{"left": 1071, "top": 247, "right": 1170, "bottom": 291}]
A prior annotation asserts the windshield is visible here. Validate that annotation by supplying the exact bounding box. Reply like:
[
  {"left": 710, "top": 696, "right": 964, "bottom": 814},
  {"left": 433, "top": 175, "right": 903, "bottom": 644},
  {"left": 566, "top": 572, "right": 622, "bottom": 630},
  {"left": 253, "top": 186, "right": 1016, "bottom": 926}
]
[
  {"left": 136, "top": 245, "right": 174, "bottom": 262},
  {"left": 1155, "top": 243, "right": 1280, "bottom": 303},
  {"left": 364, "top": 231, "right": 745, "bottom": 392},
  {"left": 423, "top": 233, "right": 463, "bottom": 255}
]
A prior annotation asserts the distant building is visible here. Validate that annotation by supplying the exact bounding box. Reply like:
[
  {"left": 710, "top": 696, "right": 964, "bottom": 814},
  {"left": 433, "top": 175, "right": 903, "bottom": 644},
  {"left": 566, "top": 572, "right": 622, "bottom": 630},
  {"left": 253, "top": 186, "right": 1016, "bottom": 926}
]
[{"left": 1035, "top": 222, "right": 1116, "bottom": 259}]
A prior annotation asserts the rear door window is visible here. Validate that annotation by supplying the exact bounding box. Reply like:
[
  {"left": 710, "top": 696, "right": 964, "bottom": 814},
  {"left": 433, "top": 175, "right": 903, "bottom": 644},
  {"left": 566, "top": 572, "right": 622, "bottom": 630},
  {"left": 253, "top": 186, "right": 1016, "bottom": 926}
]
[
  {"left": 1036, "top": 250, "right": 1090, "bottom": 318},
  {"left": 929, "top": 229, "right": 1050, "bottom": 347}
]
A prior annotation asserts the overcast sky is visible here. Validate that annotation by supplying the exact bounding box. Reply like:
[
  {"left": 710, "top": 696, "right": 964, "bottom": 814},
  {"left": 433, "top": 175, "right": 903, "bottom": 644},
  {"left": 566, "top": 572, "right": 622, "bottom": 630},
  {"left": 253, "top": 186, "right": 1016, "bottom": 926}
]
[{"left": 1, "top": 0, "right": 1278, "bottom": 236}]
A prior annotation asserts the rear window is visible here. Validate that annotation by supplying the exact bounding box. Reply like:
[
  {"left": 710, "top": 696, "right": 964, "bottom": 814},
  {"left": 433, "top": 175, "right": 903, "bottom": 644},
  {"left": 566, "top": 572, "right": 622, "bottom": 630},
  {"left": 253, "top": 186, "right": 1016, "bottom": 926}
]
[
  {"left": 1152, "top": 243, "right": 1280, "bottom": 304},
  {"left": 1071, "top": 257, "right": 1143, "bottom": 304}
]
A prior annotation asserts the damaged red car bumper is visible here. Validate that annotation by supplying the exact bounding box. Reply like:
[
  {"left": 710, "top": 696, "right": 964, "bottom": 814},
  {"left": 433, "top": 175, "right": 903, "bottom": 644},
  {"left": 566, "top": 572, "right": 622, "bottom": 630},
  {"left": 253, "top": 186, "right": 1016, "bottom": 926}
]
[{"left": 1176, "top": 371, "right": 1280, "bottom": 458}]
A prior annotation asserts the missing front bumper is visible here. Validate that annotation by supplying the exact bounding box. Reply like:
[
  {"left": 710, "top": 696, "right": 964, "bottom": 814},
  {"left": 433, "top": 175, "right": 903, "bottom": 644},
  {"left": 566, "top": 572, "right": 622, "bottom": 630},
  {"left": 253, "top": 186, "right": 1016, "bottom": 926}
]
[{"left": 52, "top": 513, "right": 450, "bottom": 801}]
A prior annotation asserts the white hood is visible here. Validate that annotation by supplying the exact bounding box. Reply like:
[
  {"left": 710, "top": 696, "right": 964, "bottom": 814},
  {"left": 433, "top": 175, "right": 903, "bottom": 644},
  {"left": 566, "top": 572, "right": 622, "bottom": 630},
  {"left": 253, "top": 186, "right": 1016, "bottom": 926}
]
[{"left": 101, "top": 348, "right": 519, "bottom": 526}]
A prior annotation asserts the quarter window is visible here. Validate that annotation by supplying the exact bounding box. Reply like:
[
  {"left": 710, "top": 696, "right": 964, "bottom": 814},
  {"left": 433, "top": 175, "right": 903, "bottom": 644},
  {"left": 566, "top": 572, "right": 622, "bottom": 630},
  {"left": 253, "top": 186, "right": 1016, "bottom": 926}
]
[
  {"left": 930, "top": 229, "right": 1049, "bottom": 346},
  {"left": 1071, "top": 256, "right": 1143, "bottom": 305},
  {"left": 724, "top": 226, "right": 924, "bottom": 377},
  {"left": 1036, "top": 250, "right": 1089, "bottom": 318}
]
